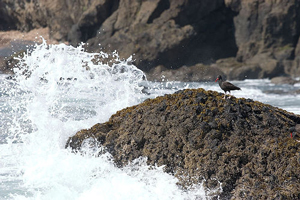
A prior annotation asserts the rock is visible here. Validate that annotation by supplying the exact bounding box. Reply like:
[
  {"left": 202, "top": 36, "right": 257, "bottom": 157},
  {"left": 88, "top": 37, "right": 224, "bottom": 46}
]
[
  {"left": 228, "top": 64, "right": 262, "bottom": 80},
  {"left": 0, "top": 58, "right": 9, "bottom": 74},
  {"left": 212, "top": 57, "right": 243, "bottom": 76},
  {"left": 85, "top": 0, "right": 237, "bottom": 71},
  {"left": 226, "top": 0, "right": 300, "bottom": 62},
  {"left": 1, "top": 0, "right": 300, "bottom": 78},
  {"left": 146, "top": 63, "right": 225, "bottom": 82},
  {"left": 292, "top": 34, "right": 300, "bottom": 77},
  {"left": 1, "top": 0, "right": 236, "bottom": 71},
  {"left": 145, "top": 65, "right": 168, "bottom": 81},
  {"left": 263, "top": 89, "right": 300, "bottom": 95},
  {"left": 0, "top": 0, "right": 237, "bottom": 74},
  {"left": 270, "top": 76, "right": 299, "bottom": 85},
  {"left": 228, "top": 54, "right": 286, "bottom": 80},
  {"left": 67, "top": 0, "right": 119, "bottom": 43},
  {"left": 0, "top": 51, "right": 25, "bottom": 74},
  {"left": 249, "top": 54, "right": 285, "bottom": 78},
  {"left": 66, "top": 88, "right": 300, "bottom": 199},
  {"left": 0, "top": 0, "right": 47, "bottom": 31},
  {"left": 225, "top": 0, "right": 300, "bottom": 77}
]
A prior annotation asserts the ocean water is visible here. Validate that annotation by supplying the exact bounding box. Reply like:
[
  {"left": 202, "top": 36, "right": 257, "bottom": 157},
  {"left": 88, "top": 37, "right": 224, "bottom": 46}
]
[{"left": 0, "top": 42, "right": 299, "bottom": 200}]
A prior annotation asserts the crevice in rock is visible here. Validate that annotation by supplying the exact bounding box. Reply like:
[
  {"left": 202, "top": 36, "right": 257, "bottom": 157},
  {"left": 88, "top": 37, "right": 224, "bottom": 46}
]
[
  {"left": 147, "top": 0, "right": 170, "bottom": 24},
  {"left": 0, "top": 2, "right": 17, "bottom": 30},
  {"left": 141, "top": 5, "right": 238, "bottom": 71},
  {"left": 78, "top": 0, "right": 120, "bottom": 42},
  {"left": 291, "top": 2, "right": 300, "bottom": 60}
]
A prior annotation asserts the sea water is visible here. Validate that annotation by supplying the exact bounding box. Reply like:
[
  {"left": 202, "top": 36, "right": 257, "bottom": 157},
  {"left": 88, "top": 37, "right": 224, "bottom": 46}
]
[{"left": 0, "top": 41, "right": 299, "bottom": 200}]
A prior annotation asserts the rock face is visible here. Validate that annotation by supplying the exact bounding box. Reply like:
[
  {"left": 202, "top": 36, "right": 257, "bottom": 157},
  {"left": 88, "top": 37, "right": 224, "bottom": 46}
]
[
  {"left": 225, "top": 0, "right": 300, "bottom": 79},
  {"left": 66, "top": 88, "right": 300, "bottom": 199},
  {"left": 146, "top": 64, "right": 226, "bottom": 82},
  {"left": 1, "top": 0, "right": 300, "bottom": 78}
]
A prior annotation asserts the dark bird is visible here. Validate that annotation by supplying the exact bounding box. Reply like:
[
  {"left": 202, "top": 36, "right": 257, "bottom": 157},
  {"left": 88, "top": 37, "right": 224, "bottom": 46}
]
[
  {"left": 215, "top": 75, "right": 241, "bottom": 99},
  {"left": 289, "top": 124, "right": 300, "bottom": 142}
]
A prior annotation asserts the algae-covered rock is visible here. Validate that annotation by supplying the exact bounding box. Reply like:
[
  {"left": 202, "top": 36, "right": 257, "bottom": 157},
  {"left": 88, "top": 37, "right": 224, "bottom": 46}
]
[{"left": 66, "top": 88, "right": 300, "bottom": 199}]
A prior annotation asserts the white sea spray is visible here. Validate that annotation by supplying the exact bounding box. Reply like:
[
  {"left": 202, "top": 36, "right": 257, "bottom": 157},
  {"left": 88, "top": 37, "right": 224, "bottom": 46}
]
[{"left": 0, "top": 41, "right": 211, "bottom": 200}]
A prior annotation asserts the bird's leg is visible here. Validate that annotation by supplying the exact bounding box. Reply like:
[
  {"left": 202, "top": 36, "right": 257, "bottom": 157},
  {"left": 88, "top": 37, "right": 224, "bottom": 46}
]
[
  {"left": 228, "top": 91, "right": 232, "bottom": 99},
  {"left": 223, "top": 92, "right": 226, "bottom": 99}
]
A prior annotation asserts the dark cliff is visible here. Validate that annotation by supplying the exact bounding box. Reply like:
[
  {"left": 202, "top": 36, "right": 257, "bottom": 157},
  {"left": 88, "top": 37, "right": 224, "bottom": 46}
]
[
  {"left": 1, "top": 0, "right": 300, "bottom": 79},
  {"left": 66, "top": 88, "right": 300, "bottom": 199}
]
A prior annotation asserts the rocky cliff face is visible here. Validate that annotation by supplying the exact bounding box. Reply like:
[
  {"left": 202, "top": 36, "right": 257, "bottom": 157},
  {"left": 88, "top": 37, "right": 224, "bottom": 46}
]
[
  {"left": 66, "top": 88, "right": 300, "bottom": 199},
  {"left": 1, "top": 0, "right": 300, "bottom": 79},
  {"left": 225, "top": 0, "right": 300, "bottom": 79}
]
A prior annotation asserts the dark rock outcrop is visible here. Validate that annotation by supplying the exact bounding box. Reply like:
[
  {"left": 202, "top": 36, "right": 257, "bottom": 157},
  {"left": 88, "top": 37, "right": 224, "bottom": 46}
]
[
  {"left": 0, "top": 0, "right": 47, "bottom": 31},
  {"left": 66, "top": 88, "right": 300, "bottom": 199},
  {"left": 225, "top": 0, "right": 300, "bottom": 62},
  {"left": 225, "top": 0, "right": 300, "bottom": 78},
  {"left": 1, "top": 0, "right": 300, "bottom": 78},
  {"left": 84, "top": 0, "right": 237, "bottom": 71},
  {"left": 0, "top": 0, "right": 241, "bottom": 73}
]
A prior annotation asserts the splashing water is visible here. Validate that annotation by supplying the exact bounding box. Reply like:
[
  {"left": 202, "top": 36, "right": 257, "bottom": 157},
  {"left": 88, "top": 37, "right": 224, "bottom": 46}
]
[{"left": 0, "top": 42, "right": 217, "bottom": 199}]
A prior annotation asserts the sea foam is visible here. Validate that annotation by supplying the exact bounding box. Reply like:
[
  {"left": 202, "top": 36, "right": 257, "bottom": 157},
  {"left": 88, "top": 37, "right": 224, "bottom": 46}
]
[{"left": 1, "top": 41, "right": 212, "bottom": 200}]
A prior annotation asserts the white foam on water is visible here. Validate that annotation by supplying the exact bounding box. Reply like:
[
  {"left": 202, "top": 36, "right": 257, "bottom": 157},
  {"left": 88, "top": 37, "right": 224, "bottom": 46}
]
[{"left": 1, "top": 41, "right": 213, "bottom": 200}]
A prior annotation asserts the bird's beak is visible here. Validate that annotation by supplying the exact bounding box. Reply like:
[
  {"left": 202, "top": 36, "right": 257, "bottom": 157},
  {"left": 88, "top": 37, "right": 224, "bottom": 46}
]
[
  {"left": 291, "top": 132, "right": 293, "bottom": 138},
  {"left": 215, "top": 78, "right": 219, "bottom": 82}
]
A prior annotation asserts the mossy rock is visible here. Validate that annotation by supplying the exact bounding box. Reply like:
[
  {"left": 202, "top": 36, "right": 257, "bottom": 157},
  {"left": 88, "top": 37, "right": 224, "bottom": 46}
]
[{"left": 66, "top": 88, "right": 300, "bottom": 199}]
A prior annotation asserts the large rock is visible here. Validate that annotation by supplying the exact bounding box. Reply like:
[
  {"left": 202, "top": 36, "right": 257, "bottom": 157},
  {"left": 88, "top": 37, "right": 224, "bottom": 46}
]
[
  {"left": 66, "top": 88, "right": 300, "bottom": 199},
  {"left": 146, "top": 63, "right": 225, "bottom": 82},
  {"left": 228, "top": 54, "right": 285, "bottom": 80},
  {"left": 0, "top": 0, "right": 238, "bottom": 72},
  {"left": 270, "top": 76, "right": 299, "bottom": 85},
  {"left": 1, "top": 0, "right": 300, "bottom": 78},
  {"left": 0, "top": 0, "right": 116, "bottom": 41},
  {"left": 225, "top": 0, "right": 300, "bottom": 62},
  {"left": 0, "top": 0, "right": 47, "bottom": 31},
  {"left": 225, "top": 0, "right": 300, "bottom": 77},
  {"left": 84, "top": 0, "right": 237, "bottom": 71}
]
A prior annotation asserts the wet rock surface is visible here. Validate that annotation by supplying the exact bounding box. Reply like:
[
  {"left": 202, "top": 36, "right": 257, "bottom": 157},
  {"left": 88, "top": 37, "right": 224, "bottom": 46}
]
[{"left": 66, "top": 88, "right": 300, "bottom": 199}]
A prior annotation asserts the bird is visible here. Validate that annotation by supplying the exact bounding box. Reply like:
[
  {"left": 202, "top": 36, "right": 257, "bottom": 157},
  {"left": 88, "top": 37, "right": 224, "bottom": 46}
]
[
  {"left": 215, "top": 75, "right": 241, "bottom": 99},
  {"left": 289, "top": 124, "right": 300, "bottom": 142}
]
